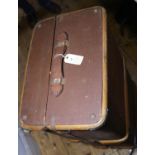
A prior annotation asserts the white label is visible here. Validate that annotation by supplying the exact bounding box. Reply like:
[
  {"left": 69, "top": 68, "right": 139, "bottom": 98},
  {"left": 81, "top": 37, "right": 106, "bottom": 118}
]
[{"left": 64, "top": 54, "right": 84, "bottom": 65}]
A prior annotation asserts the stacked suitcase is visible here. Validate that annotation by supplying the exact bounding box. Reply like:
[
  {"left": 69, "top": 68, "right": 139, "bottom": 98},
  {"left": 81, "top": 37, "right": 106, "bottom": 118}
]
[{"left": 20, "top": 6, "right": 136, "bottom": 148}]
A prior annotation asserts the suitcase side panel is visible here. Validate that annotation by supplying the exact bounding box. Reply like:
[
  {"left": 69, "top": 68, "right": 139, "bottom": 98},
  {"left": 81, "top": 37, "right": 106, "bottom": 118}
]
[{"left": 20, "top": 18, "right": 55, "bottom": 129}]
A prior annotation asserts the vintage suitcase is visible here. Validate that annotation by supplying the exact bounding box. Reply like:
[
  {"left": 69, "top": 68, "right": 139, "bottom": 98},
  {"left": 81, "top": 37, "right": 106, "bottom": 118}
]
[{"left": 20, "top": 6, "right": 136, "bottom": 147}]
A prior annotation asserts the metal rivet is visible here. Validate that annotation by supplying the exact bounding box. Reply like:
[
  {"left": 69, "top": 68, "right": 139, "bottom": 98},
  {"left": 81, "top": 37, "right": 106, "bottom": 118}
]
[
  {"left": 23, "top": 115, "right": 27, "bottom": 120},
  {"left": 84, "top": 95, "right": 88, "bottom": 99},
  {"left": 37, "top": 24, "right": 42, "bottom": 28},
  {"left": 90, "top": 113, "right": 96, "bottom": 119},
  {"left": 58, "top": 16, "right": 63, "bottom": 22},
  {"left": 94, "top": 9, "right": 97, "bottom": 13},
  {"left": 82, "top": 79, "right": 87, "bottom": 83},
  {"left": 23, "top": 129, "right": 30, "bottom": 133}
]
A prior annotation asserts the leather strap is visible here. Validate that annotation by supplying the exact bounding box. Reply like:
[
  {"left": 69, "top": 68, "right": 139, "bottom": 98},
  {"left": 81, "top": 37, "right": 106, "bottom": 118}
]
[{"left": 50, "top": 32, "right": 68, "bottom": 97}]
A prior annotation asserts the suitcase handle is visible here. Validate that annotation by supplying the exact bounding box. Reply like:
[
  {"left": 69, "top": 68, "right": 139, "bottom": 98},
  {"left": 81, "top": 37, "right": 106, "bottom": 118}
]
[{"left": 50, "top": 32, "right": 69, "bottom": 97}]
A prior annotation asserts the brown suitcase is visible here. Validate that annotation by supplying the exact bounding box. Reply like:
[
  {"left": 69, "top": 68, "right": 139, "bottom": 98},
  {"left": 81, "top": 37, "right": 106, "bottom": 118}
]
[{"left": 20, "top": 6, "right": 136, "bottom": 147}]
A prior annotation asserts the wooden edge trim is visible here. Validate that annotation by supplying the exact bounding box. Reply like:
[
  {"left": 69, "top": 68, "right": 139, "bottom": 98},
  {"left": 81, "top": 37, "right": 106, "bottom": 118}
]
[
  {"left": 98, "top": 57, "right": 129, "bottom": 144},
  {"left": 20, "top": 123, "right": 44, "bottom": 131}
]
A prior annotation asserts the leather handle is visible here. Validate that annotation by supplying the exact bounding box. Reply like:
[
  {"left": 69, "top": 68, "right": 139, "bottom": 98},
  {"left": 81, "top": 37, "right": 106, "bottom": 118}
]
[{"left": 50, "top": 32, "right": 68, "bottom": 97}]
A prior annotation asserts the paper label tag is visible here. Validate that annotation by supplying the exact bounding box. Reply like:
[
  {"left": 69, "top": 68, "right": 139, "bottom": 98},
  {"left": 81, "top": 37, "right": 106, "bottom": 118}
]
[{"left": 64, "top": 54, "right": 84, "bottom": 65}]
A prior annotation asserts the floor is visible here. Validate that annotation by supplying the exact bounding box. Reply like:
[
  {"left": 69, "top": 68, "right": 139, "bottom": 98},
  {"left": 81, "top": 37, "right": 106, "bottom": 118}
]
[{"left": 19, "top": 0, "right": 137, "bottom": 154}]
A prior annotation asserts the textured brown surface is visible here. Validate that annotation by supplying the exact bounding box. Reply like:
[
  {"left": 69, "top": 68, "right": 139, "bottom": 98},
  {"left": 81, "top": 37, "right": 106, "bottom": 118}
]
[
  {"left": 20, "top": 18, "right": 55, "bottom": 127},
  {"left": 46, "top": 7, "right": 105, "bottom": 128},
  {"left": 50, "top": 30, "right": 129, "bottom": 143},
  {"left": 19, "top": 0, "right": 136, "bottom": 154},
  {"left": 20, "top": 7, "right": 107, "bottom": 129}
]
